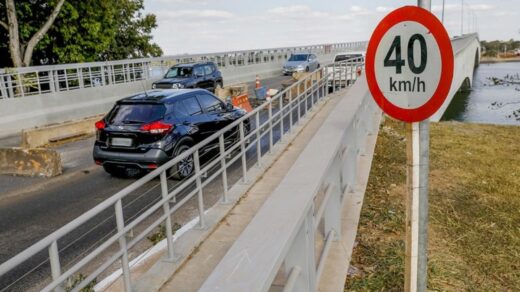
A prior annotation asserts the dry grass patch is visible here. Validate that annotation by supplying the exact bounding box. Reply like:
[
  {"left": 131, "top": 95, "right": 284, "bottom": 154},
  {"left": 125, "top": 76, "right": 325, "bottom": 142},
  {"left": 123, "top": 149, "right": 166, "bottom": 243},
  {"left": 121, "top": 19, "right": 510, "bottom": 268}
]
[{"left": 345, "top": 119, "right": 520, "bottom": 291}]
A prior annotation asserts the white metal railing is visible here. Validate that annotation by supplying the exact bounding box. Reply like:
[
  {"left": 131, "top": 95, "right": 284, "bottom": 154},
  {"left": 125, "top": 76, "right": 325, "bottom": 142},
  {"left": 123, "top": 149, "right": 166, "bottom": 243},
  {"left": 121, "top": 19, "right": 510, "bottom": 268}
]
[
  {"left": 0, "top": 41, "right": 367, "bottom": 100},
  {"left": 0, "top": 59, "right": 364, "bottom": 291},
  {"left": 200, "top": 74, "right": 381, "bottom": 292}
]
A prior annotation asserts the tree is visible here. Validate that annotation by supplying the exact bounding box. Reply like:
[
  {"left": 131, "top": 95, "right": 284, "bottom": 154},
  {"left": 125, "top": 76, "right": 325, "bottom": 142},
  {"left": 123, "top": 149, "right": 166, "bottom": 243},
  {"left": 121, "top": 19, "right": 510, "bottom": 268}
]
[
  {"left": 2, "top": 0, "right": 65, "bottom": 67},
  {"left": 0, "top": 0, "right": 162, "bottom": 67}
]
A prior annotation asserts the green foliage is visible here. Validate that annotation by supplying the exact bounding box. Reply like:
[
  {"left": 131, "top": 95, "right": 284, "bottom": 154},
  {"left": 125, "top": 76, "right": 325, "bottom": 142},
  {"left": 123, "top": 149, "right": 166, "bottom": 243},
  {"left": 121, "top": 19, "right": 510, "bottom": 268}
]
[
  {"left": 481, "top": 39, "right": 520, "bottom": 55},
  {"left": 147, "top": 222, "right": 182, "bottom": 246},
  {"left": 0, "top": 0, "right": 162, "bottom": 67},
  {"left": 65, "top": 273, "right": 96, "bottom": 292}
]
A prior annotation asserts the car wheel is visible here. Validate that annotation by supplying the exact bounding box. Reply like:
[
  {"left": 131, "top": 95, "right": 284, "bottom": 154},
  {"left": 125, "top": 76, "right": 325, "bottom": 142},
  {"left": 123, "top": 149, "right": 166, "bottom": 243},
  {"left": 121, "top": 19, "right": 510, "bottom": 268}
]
[
  {"left": 170, "top": 144, "right": 194, "bottom": 180},
  {"left": 103, "top": 165, "right": 128, "bottom": 178},
  {"left": 317, "top": 63, "right": 320, "bottom": 69},
  {"left": 305, "top": 66, "right": 310, "bottom": 72}
]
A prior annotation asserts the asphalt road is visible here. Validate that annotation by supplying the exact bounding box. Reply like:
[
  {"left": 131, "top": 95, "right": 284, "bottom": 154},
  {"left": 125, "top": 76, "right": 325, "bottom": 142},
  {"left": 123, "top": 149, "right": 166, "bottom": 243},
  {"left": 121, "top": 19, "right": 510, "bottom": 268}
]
[{"left": 0, "top": 74, "right": 300, "bottom": 291}]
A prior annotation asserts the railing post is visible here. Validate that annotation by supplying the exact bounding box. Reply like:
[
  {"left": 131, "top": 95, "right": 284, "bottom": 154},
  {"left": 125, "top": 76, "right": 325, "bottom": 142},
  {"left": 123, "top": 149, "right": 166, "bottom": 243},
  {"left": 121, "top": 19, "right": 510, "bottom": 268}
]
[
  {"left": 297, "top": 82, "right": 301, "bottom": 122},
  {"left": 289, "top": 89, "right": 294, "bottom": 132},
  {"left": 78, "top": 68, "right": 84, "bottom": 89},
  {"left": 239, "top": 121, "right": 248, "bottom": 182},
  {"left": 343, "top": 125, "right": 358, "bottom": 194},
  {"left": 284, "top": 207, "right": 316, "bottom": 292},
  {"left": 160, "top": 171, "right": 177, "bottom": 260},
  {"left": 115, "top": 200, "right": 132, "bottom": 291},
  {"left": 302, "top": 78, "right": 308, "bottom": 116},
  {"left": 194, "top": 151, "right": 207, "bottom": 229},
  {"left": 268, "top": 101, "right": 273, "bottom": 153},
  {"left": 255, "top": 111, "right": 262, "bottom": 166},
  {"left": 279, "top": 94, "right": 284, "bottom": 142},
  {"left": 48, "top": 70, "right": 56, "bottom": 93},
  {"left": 332, "top": 63, "right": 336, "bottom": 92},
  {"left": 49, "top": 240, "right": 64, "bottom": 292},
  {"left": 219, "top": 135, "right": 229, "bottom": 203},
  {"left": 323, "top": 184, "right": 342, "bottom": 240}
]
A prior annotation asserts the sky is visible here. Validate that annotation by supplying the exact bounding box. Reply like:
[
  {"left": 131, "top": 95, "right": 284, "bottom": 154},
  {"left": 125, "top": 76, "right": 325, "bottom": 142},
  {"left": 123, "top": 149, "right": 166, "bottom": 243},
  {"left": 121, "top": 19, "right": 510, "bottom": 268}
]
[{"left": 144, "top": 0, "right": 520, "bottom": 55}]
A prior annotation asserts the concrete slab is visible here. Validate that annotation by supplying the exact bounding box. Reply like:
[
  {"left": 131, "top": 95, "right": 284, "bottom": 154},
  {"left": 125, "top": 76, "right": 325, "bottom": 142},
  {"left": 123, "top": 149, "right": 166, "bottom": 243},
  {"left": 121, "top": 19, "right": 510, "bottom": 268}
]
[{"left": 317, "top": 115, "right": 382, "bottom": 292}]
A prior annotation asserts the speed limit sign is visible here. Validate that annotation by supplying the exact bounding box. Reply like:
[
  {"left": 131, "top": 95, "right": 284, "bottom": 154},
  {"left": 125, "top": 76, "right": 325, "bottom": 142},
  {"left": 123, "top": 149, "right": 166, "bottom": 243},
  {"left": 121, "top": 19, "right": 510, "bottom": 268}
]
[{"left": 366, "top": 6, "right": 454, "bottom": 122}]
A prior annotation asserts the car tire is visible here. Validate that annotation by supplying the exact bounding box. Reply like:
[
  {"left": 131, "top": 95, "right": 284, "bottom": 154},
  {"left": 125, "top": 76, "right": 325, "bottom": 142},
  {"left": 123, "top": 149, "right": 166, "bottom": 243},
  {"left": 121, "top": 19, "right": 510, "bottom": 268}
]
[
  {"left": 305, "top": 66, "right": 310, "bottom": 72},
  {"left": 317, "top": 63, "right": 321, "bottom": 69},
  {"left": 103, "top": 165, "right": 128, "bottom": 178},
  {"left": 169, "top": 144, "right": 194, "bottom": 180}
]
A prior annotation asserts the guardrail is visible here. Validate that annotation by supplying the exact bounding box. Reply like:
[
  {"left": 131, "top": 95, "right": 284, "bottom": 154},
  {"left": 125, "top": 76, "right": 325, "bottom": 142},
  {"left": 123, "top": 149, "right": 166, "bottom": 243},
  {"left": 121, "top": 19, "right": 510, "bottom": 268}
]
[
  {"left": 0, "top": 58, "right": 364, "bottom": 291},
  {"left": 200, "top": 73, "right": 381, "bottom": 291},
  {"left": 0, "top": 41, "right": 367, "bottom": 100}
]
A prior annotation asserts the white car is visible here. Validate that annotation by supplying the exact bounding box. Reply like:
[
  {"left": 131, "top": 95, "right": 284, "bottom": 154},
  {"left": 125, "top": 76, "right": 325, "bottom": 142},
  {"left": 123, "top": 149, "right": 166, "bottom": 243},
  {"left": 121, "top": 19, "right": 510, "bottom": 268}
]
[{"left": 327, "top": 51, "right": 365, "bottom": 88}]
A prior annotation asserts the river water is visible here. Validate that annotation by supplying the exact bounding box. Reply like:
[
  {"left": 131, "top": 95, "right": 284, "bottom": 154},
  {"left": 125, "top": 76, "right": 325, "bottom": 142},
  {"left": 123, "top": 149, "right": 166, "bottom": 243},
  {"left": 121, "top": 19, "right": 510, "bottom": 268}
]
[{"left": 442, "top": 62, "right": 520, "bottom": 126}]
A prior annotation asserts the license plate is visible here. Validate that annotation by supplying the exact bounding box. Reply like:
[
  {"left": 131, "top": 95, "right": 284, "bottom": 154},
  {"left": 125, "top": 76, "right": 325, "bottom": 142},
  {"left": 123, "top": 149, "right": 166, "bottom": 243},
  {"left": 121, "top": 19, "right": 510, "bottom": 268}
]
[{"left": 111, "top": 137, "right": 132, "bottom": 147}]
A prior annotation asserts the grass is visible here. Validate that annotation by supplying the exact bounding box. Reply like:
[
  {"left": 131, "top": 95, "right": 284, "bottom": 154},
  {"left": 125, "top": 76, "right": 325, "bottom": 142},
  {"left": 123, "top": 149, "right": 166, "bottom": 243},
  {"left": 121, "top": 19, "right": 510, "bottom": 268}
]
[{"left": 345, "top": 118, "right": 520, "bottom": 291}]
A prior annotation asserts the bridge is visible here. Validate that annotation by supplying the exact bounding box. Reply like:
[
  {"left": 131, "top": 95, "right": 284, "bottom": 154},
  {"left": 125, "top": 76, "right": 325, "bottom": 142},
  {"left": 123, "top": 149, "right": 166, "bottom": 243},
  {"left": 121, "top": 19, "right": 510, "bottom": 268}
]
[{"left": 0, "top": 32, "right": 479, "bottom": 291}]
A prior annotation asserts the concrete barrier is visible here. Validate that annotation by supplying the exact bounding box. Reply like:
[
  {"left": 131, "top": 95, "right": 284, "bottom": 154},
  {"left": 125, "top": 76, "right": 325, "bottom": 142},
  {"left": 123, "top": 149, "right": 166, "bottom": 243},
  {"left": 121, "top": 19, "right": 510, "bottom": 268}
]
[
  {"left": 0, "top": 148, "right": 62, "bottom": 177},
  {"left": 0, "top": 52, "right": 341, "bottom": 139},
  {"left": 21, "top": 115, "right": 102, "bottom": 148}
]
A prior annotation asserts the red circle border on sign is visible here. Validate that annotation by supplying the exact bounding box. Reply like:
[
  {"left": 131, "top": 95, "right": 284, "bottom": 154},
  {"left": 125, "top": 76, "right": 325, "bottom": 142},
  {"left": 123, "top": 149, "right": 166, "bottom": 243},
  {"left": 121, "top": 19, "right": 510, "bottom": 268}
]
[{"left": 365, "top": 6, "right": 454, "bottom": 122}]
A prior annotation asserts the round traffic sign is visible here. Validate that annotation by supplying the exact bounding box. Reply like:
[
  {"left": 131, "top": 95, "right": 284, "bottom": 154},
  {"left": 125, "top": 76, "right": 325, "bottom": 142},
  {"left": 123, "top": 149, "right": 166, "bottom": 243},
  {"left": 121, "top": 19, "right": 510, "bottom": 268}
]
[{"left": 365, "top": 6, "right": 454, "bottom": 122}]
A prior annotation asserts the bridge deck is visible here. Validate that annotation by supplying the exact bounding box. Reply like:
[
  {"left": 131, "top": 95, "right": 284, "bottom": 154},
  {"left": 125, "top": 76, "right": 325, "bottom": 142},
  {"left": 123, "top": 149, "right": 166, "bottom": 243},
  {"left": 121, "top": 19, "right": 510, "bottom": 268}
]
[{"left": 134, "top": 89, "right": 346, "bottom": 291}]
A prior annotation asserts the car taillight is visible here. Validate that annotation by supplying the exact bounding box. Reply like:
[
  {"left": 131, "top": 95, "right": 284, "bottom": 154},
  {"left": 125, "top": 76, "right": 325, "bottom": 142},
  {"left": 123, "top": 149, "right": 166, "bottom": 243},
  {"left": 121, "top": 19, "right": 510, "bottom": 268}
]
[
  {"left": 95, "top": 120, "right": 106, "bottom": 130},
  {"left": 140, "top": 121, "right": 173, "bottom": 134}
]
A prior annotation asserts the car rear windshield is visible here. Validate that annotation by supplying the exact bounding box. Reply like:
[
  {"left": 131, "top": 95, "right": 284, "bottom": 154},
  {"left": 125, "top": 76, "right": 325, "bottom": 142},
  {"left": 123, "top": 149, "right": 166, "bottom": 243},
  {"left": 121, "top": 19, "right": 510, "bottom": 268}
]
[
  {"left": 109, "top": 104, "right": 166, "bottom": 124},
  {"left": 165, "top": 66, "right": 192, "bottom": 78},
  {"left": 334, "top": 54, "right": 363, "bottom": 62},
  {"left": 288, "top": 54, "right": 309, "bottom": 62}
]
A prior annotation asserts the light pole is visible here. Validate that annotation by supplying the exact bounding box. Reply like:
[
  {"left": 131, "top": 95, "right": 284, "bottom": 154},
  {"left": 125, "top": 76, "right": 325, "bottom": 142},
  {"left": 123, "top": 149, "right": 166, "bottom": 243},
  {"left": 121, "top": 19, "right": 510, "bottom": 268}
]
[
  {"left": 441, "top": 0, "right": 445, "bottom": 24},
  {"left": 461, "top": 0, "right": 464, "bottom": 35}
]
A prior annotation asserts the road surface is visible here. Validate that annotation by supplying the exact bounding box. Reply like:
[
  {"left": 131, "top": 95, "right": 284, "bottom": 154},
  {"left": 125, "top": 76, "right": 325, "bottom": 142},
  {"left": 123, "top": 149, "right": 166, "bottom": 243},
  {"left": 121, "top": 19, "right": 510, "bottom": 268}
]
[{"left": 0, "top": 74, "right": 300, "bottom": 291}]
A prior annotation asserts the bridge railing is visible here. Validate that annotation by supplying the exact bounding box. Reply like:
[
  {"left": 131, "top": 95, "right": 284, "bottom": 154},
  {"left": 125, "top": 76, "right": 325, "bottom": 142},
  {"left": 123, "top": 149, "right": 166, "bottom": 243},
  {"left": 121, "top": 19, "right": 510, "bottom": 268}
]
[
  {"left": 0, "top": 58, "right": 365, "bottom": 291},
  {"left": 0, "top": 41, "right": 366, "bottom": 100},
  {"left": 200, "top": 73, "right": 381, "bottom": 292}
]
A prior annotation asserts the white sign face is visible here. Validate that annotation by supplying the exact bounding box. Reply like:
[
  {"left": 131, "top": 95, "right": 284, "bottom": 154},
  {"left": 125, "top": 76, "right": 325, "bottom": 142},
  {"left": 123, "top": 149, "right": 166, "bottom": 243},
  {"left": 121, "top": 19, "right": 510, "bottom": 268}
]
[
  {"left": 366, "top": 6, "right": 454, "bottom": 122},
  {"left": 374, "top": 21, "right": 442, "bottom": 109}
]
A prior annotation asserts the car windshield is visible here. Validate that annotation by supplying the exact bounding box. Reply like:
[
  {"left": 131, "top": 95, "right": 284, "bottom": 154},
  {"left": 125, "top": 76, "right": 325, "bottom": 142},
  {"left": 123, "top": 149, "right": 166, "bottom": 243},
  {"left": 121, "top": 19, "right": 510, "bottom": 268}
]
[
  {"left": 109, "top": 104, "right": 166, "bottom": 124},
  {"left": 288, "top": 54, "right": 309, "bottom": 62},
  {"left": 164, "top": 66, "right": 192, "bottom": 78},
  {"left": 334, "top": 54, "right": 363, "bottom": 62}
]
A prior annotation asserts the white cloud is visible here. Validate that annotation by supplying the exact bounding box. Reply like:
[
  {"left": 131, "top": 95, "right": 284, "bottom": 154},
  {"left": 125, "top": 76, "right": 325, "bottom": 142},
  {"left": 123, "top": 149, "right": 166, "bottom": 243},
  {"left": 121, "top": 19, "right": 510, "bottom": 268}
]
[
  {"left": 469, "top": 4, "right": 494, "bottom": 11},
  {"left": 268, "top": 5, "right": 328, "bottom": 18},
  {"left": 156, "top": 9, "right": 234, "bottom": 22},
  {"left": 432, "top": 3, "right": 494, "bottom": 13},
  {"left": 376, "top": 6, "right": 394, "bottom": 13}
]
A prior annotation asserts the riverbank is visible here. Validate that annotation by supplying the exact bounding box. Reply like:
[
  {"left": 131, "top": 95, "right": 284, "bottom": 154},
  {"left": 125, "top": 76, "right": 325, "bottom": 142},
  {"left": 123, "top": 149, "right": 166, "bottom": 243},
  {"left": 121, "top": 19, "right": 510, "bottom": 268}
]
[
  {"left": 344, "top": 119, "right": 520, "bottom": 290},
  {"left": 481, "top": 56, "right": 520, "bottom": 63}
]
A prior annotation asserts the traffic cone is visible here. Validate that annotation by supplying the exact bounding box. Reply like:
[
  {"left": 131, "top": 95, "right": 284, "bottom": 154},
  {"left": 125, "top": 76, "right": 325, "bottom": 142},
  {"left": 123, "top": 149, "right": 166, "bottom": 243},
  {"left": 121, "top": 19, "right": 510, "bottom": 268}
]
[{"left": 255, "top": 75, "right": 261, "bottom": 89}]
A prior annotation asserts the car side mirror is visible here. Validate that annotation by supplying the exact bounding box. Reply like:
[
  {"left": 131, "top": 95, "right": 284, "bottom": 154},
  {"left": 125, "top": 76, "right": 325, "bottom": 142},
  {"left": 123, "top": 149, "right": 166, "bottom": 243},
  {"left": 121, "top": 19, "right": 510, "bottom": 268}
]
[{"left": 225, "top": 102, "right": 234, "bottom": 111}]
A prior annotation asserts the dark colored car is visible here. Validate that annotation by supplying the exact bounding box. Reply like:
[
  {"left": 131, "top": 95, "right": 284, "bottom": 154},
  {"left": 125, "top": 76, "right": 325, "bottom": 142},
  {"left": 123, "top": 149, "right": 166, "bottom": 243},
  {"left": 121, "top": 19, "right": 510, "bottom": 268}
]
[
  {"left": 93, "top": 89, "right": 247, "bottom": 179},
  {"left": 152, "top": 62, "right": 223, "bottom": 93}
]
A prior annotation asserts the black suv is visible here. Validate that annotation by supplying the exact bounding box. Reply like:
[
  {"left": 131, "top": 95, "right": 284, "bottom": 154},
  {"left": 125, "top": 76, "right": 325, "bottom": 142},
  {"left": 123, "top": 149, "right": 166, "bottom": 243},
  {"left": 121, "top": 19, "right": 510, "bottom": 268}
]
[
  {"left": 152, "top": 62, "right": 223, "bottom": 93},
  {"left": 93, "top": 89, "right": 247, "bottom": 178}
]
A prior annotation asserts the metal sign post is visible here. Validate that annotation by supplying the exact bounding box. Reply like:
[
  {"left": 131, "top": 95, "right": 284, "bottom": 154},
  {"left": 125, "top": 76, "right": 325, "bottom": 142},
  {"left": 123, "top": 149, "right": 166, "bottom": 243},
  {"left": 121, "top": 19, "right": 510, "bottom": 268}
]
[
  {"left": 407, "top": 1, "right": 430, "bottom": 291},
  {"left": 365, "top": 0, "right": 453, "bottom": 291},
  {"left": 405, "top": 120, "right": 429, "bottom": 291}
]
